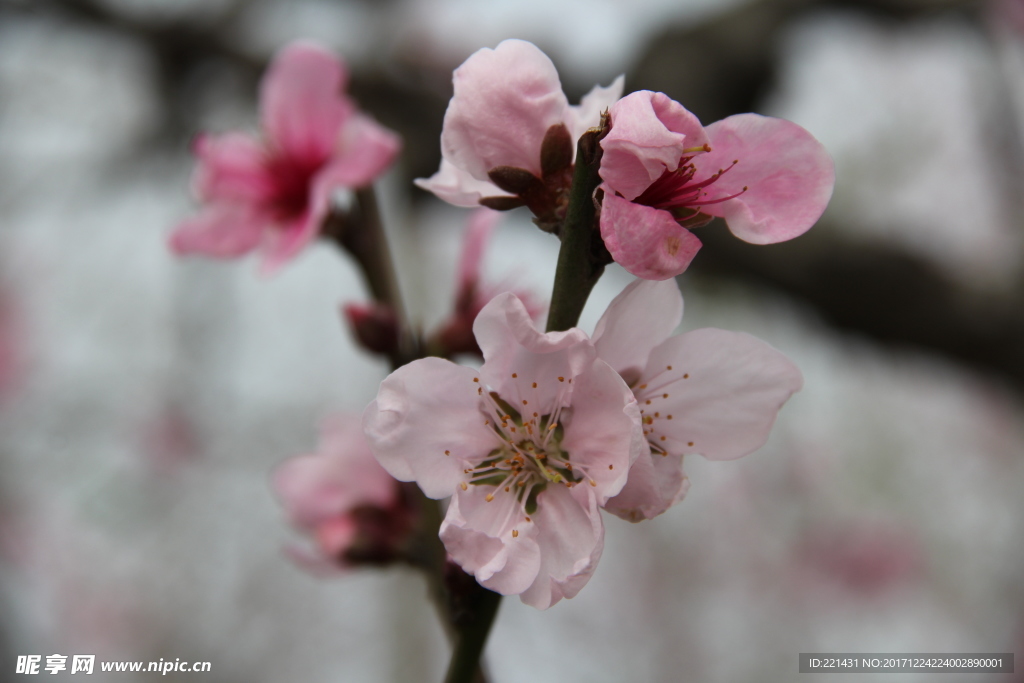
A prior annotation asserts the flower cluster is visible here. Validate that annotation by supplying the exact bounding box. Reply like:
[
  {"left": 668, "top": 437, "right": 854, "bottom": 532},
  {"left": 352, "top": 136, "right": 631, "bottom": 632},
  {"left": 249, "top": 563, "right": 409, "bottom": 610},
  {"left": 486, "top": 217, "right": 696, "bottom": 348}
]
[
  {"left": 416, "top": 40, "right": 834, "bottom": 280},
  {"left": 170, "top": 38, "right": 829, "bottom": 615},
  {"left": 363, "top": 279, "right": 802, "bottom": 607}
]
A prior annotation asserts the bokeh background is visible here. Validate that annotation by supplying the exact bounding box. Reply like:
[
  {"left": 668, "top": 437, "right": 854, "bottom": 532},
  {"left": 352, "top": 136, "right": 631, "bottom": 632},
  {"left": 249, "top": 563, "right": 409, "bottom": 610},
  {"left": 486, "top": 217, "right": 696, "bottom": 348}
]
[{"left": 1, "top": 0, "right": 1023, "bottom": 681}]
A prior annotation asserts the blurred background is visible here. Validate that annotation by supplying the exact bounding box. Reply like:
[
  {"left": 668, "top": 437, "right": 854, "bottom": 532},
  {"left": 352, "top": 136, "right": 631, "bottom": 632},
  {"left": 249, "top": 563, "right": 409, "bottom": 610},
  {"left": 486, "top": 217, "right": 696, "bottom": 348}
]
[{"left": 1, "top": 0, "right": 1023, "bottom": 681}]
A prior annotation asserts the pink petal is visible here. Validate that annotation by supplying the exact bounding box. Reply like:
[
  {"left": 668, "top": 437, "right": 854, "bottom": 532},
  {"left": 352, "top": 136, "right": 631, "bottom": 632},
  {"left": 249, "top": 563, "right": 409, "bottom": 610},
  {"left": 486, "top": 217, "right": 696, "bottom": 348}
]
[
  {"left": 641, "top": 328, "right": 803, "bottom": 461},
  {"left": 272, "top": 414, "right": 394, "bottom": 528},
  {"left": 600, "top": 91, "right": 709, "bottom": 201},
  {"left": 519, "top": 486, "right": 604, "bottom": 609},
  {"left": 457, "top": 208, "right": 501, "bottom": 291},
  {"left": 441, "top": 39, "right": 570, "bottom": 179},
  {"left": 191, "top": 132, "right": 274, "bottom": 203},
  {"left": 169, "top": 204, "right": 266, "bottom": 258},
  {"left": 440, "top": 486, "right": 543, "bottom": 596},
  {"left": 558, "top": 359, "right": 642, "bottom": 503},
  {"left": 472, "top": 293, "right": 595, "bottom": 409},
  {"left": 695, "top": 114, "right": 835, "bottom": 244},
  {"left": 258, "top": 211, "right": 319, "bottom": 275},
  {"left": 566, "top": 74, "right": 625, "bottom": 143},
  {"left": 414, "top": 158, "right": 509, "bottom": 207},
  {"left": 260, "top": 42, "right": 353, "bottom": 164},
  {"left": 599, "top": 194, "right": 702, "bottom": 280},
  {"left": 593, "top": 279, "right": 683, "bottom": 382},
  {"left": 330, "top": 112, "right": 402, "bottom": 188},
  {"left": 603, "top": 447, "right": 691, "bottom": 522},
  {"left": 363, "top": 358, "right": 496, "bottom": 499}
]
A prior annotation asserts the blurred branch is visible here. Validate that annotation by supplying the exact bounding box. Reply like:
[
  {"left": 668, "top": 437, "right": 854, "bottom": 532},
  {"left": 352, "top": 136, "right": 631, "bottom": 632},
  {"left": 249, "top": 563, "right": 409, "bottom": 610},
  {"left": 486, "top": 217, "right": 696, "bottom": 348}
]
[{"left": 691, "top": 222, "right": 1024, "bottom": 392}]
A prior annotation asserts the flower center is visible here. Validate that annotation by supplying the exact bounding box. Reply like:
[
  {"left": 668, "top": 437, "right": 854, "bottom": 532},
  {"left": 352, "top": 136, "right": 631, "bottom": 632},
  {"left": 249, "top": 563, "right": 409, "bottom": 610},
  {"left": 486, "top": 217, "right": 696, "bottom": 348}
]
[
  {"left": 462, "top": 376, "right": 597, "bottom": 514},
  {"left": 633, "top": 147, "right": 747, "bottom": 224},
  {"left": 265, "top": 153, "right": 326, "bottom": 222}
]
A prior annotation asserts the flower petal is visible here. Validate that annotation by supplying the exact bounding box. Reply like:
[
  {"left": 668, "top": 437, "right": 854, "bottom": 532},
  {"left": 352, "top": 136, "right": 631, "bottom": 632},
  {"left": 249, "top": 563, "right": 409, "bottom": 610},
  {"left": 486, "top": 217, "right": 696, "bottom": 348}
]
[
  {"left": 566, "top": 74, "right": 625, "bottom": 143},
  {"left": 640, "top": 328, "right": 803, "bottom": 461},
  {"left": 169, "top": 204, "right": 267, "bottom": 258},
  {"left": 559, "top": 359, "right": 642, "bottom": 502},
  {"left": 414, "top": 158, "right": 510, "bottom": 207},
  {"left": 272, "top": 414, "right": 394, "bottom": 528},
  {"left": 593, "top": 279, "right": 683, "bottom": 382},
  {"left": 260, "top": 42, "right": 353, "bottom": 164},
  {"left": 519, "top": 485, "right": 604, "bottom": 609},
  {"left": 363, "top": 358, "right": 495, "bottom": 499},
  {"left": 258, "top": 211, "right": 318, "bottom": 275},
  {"left": 603, "top": 447, "right": 691, "bottom": 522},
  {"left": 599, "top": 193, "right": 702, "bottom": 280},
  {"left": 440, "top": 486, "right": 542, "bottom": 596},
  {"left": 330, "top": 112, "right": 402, "bottom": 188},
  {"left": 473, "top": 293, "right": 594, "bottom": 410},
  {"left": 695, "top": 114, "right": 835, "bottom": 244},
  {"left": 441, "top": 39, "right": 570, "bottom": 179},
  {"left": 600, "top": 91, "right": 709, "bottom": 201},
  {"left": 191, "top": 132, "right": 273, "bottom": 203}
]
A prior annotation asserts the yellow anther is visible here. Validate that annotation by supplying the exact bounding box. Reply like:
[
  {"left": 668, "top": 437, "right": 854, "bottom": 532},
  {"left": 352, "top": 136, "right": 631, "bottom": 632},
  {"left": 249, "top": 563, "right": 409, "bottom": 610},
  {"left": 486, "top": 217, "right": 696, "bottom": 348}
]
[
  {"left": 460, "top": 482, "right": 468, "bottom": 490},
  {"left": 485, "top": 493, "right": 494, "bottom": 502},
  {"left": 512, "top": 529, "right": 519, "bottom": 538}
]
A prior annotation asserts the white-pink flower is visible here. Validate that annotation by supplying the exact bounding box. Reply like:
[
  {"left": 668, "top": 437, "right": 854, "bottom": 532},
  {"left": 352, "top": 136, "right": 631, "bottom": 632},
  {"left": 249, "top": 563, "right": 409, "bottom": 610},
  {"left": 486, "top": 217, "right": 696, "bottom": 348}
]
[
  {"left": 363, "top": 293, "right": 642, "bottom": 608},
  {"left": 171, "top": 42, "right": 401, "bottom": 273},
  {"left": 273, "top": 414, "right": 408, "bottom": 572},
  {"left": 592, "top": 279, "right": 803, "bottom": 521},
  {"left": 416, "top": 39, "right": 623, "bottom": 214},
  {"left": 599, "top": 91, "right": 835, "bottom": 280}
]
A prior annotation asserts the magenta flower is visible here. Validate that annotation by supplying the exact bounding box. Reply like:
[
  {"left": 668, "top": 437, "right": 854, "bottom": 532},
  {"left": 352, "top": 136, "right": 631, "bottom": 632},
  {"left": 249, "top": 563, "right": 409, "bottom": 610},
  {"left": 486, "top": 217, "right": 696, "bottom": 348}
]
[
  {"left": 592, "top": 279, "right": 803, "bottom": 521},
  {"left": 273, "top": 414, "right": 409, "bottom": 572},
  {"left": 363, "top": 293, "right": 642, "bottom": 608},
  {"left": 599, "top": 91, "right": 835, "bottom": 280},
  {"left": 416, "top": 39, "right": 623, "bottom": 215},
  {"left": 171, "top": 42, "right": 401, "bottom": 272}
]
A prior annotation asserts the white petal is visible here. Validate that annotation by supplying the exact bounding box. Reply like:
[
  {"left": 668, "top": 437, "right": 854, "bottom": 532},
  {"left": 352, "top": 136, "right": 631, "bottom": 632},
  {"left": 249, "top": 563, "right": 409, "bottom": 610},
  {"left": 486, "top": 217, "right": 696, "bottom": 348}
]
[
  {"left": 560, "top": 359, "right": 643, "bottom": 503},
  {"left": 414, "top": 158, "right": 509, "bottom": 208},
  {"left": 440, "top": 487, "right": 542, "bottom": 596},
  {"left": 603, "top": 447, "right": 691, "bottom": 521},
  {"left": 473, "top": 293, "right": 594, "bottom": 410},
  {"left": 593, "top": 279, "right": 683, "bottom": 382},
  {"left": 640, "top": 328, "right": 802, "bottom": 461},
  {"left": 519, "top": 485, "right": 604, "bottom": 609},
  {"left": 362, "top": 358, "right": 495, "bottom": 498},
  {"left": 566, "top": 74, "right": 625, "bottom": 142}
]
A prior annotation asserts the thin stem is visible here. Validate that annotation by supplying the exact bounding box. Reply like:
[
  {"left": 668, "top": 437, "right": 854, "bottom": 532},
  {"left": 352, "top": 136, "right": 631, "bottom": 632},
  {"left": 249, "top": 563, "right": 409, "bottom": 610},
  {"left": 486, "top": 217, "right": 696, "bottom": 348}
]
[{"left": 546, "top": 118, "right": 612, "bottom": 332}]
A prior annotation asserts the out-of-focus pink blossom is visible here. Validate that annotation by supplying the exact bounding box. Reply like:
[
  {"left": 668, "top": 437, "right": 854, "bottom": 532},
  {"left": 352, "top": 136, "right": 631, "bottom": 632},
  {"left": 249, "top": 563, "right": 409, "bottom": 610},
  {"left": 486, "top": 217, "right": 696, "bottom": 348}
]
[
  {"left": 598, "top": 91, "right": 834, "bottom": 280},
  {"left": 796, "top": 521, "right": 925, "bottom": 596},
  {"left": 592, "top": 279, "right": 803, "bottom": 521},
  {"left": 273, "top": 414, "right": 409, "bottom": 571},
  {"left": 432, "top": 209, "right": 545, "bottom": 357},
  {"left": 171, "top": 42, "right": 401, "bottom": 273},
  {"left": 416, "top": 40, "right": 623, "bottom": 214},
  {"left": 364, "top": 293, "right": 642, "bottom": 608}
]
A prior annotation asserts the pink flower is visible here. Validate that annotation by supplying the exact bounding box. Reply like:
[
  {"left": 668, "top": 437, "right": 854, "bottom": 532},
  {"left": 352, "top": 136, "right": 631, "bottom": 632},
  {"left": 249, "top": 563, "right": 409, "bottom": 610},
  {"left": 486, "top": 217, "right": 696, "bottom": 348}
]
[
  {"left": 363, "top": 293, "right": 642, "bottom": 608},
  {"left": 432, "top": 208, "right": 545, "bottom": 357},
  {"left": 416, "top": 40, "right": 623, "bottom": 219},
  {"left": 171, "top": 42, "right": 401, "bottom": 273},
  {"left": 273, "top": 414, "right": 409, "bottom": 571},
  {"left": 592, "top": 279, "right": 803, "bottom": 521},
  {"left": 599, "top": 91, "right": 835, "bottom": 280}
]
